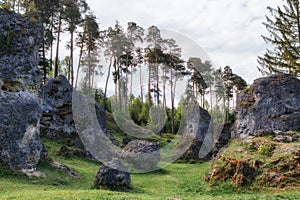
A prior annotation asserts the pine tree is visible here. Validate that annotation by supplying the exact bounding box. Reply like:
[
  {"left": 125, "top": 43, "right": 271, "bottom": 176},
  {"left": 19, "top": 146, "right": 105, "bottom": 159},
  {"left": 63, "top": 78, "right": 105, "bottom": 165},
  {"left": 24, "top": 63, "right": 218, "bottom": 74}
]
[{"left": 258, "top": 0, "right": 300, "bottom": 77}]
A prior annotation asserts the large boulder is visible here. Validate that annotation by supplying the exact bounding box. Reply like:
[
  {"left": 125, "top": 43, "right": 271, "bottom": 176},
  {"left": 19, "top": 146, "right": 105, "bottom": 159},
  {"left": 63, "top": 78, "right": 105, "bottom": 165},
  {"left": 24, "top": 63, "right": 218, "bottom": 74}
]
[
  {"left": 233, "top": 74, "right": 300, "bottom": 138},
  {"left": 94, "top": 159, "right": 131, "bottom": 191},
  {"left": 122, "top": 140, "right": 160, "bottom": 171},
  {"left": 0, "top": 9, "right": 43, "bottom": 175}
]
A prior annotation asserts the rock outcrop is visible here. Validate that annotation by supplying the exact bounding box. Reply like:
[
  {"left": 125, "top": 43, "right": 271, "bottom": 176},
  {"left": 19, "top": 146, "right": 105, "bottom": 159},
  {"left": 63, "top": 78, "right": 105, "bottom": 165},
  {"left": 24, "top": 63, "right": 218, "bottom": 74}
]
[
  {"left": 0, "top": 9, "right": 42, "bottom": 90},
  {"left": 234, "top": 74, "right": 300, "bottom": 138},
  {"left": 180, "top": 106, "right": 211, "bottom": 161},
  {"left": 40, "top": 75, "right": 119, "bottom": 157},
  {"left": 94, "top": 159, "right": 132, "bottom": 191},
  {"left": 0, "top": 9, "right": 43, "bottom": 175},
  {"left": 122, "top": 140, "right": 160, "bottom": 171}
]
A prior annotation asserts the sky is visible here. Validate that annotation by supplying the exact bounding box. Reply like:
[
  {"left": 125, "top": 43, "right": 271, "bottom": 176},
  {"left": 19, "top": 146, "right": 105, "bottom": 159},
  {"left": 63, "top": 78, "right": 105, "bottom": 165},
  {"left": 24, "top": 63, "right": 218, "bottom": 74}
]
[{"left": 85, "top": 0, "right": 282, "bottom": 84}]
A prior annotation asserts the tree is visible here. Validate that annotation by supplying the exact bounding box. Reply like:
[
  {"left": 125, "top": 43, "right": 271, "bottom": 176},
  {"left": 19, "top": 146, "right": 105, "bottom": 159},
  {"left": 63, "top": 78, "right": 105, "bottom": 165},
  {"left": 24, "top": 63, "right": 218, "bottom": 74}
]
[
  {"left": 145, "top": 25, "right": 162, "bottom": 107},
  {"left": 258, "top": 0, "right": 300, "bottom": 77},
  {"left": 163, "top": 39, "right": 185, "bottom": 134},
  {"left": 222, "top": 66, "right": 247, "bottom": 121},
  {"left": 186, "top": 57, "right": 212, "bottom": 108},
  {"left": 125, "top": 22, "right": 144, "bottom": 100},
  {"left": 79, "top": 13, "right": 100, "bottom": 91},
  {"left": 64, "top": 0, "right": 88, "bottom": 86}
]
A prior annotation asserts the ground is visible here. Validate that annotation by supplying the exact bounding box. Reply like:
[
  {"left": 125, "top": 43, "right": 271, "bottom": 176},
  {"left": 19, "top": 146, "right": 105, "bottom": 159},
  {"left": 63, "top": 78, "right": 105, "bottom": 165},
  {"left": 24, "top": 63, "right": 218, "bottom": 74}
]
[{"left": 0, "top": 138, "right": 300, "bottom": 200}]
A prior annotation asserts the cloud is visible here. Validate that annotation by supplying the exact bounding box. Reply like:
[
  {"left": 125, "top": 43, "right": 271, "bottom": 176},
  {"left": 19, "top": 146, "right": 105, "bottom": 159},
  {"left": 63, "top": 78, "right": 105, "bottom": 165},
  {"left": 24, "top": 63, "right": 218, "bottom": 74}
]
[{"left": 85, "top": 0, "right": 283, "bottom": 83}]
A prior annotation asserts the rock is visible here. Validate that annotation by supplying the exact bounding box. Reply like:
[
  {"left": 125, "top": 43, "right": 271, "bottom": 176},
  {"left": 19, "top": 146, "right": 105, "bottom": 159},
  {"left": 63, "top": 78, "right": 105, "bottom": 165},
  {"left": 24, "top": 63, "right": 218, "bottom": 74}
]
[
  {"left": 0, "top": 9, "right": 42, "bottom": 91},
  {"left": 94, "top": 159, "right": 131, "bottom": 191},
  {"left": 122, "top": 136, "right": 135, "bottom": 146},
  {"left": 40, "top": 75, "right": 77, "bottom": 139},
  {"left": 0, "top": 92, "right": 43, "bottom": 172},
  {"left": 51, "top": 162, "right": 78, "bottom": 177},
  {"left": 0, "top": 9, "right": 43, "bottom": 175},
  {"left": 273, "top": 131, "right": 299, "bottom": 143},
  {"left": 180, "top": 106, "right": 211, "bottom": 161},
  {"left": 234, "top": 74, "right": 300, "bottom": 138},
  {"left": 40, "top": 75, "right": 119, "bottom": 155},
  {"left": 122, "top": 140, "right": 160, "bottom": 171},
  {"left": 211, "top": 122, "right": 233, "bottom": 159},
  {"left": 56, "top": 145, "right": 87, "bottom": 159}
]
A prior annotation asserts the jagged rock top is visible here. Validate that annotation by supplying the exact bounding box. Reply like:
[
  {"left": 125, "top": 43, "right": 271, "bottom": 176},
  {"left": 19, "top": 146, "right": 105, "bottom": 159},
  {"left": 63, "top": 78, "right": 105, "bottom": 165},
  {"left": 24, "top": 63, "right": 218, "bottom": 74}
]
[{"left": 0, "top": 9, "right": 43, "bottom": 91}]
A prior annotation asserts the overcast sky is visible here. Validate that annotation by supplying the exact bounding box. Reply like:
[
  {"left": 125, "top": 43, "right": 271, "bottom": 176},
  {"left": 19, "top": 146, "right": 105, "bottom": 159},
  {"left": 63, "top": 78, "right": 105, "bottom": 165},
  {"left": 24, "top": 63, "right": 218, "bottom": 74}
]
[{"left": 84, "top": 0, "right": 283, "bottom": 84}]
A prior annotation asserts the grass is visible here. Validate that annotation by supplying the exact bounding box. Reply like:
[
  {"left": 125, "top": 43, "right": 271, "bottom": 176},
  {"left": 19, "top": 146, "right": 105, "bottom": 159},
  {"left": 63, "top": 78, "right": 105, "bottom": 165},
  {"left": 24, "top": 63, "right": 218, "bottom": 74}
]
[{"left": 0, "top": 139, "right": 300, "bottom": 199}]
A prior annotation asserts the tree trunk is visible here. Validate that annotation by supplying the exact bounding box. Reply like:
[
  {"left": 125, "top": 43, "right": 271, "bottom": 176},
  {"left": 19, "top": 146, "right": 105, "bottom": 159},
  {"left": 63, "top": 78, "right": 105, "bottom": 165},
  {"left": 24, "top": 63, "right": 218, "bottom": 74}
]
[
  {"left": 54, "top": 14, "right": 62, "bottom": 78},
  {"left": 70, "top": 31, "right": 74, "bottom": 86},
  {"left": 140, "top": 66, "right": 143, "bottom": 102},
  {"left": 148, "top": 63, "right": 151, "bottom": 107},
  {"left": 75, "top": 32, "right": 85, "bottom": 88},
  {"left": 296, "top": 1, "right": 300, "bottom": 47},
  {"left": 104, "top": 56, "right": 113, "bottom": 110},
  {"left": 88, "top": 48, "right": 91, "bottom": 89},
  {"left": 170, "top": 69, "right": 175, "bottom": 134}
]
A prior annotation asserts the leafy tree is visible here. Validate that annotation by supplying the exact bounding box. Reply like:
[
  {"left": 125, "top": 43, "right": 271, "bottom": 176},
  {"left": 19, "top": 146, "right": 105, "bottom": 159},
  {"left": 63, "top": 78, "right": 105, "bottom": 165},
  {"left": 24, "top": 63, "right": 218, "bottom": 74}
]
[{"left": 258, "top": 0, "right": 300, "bottom": 77}]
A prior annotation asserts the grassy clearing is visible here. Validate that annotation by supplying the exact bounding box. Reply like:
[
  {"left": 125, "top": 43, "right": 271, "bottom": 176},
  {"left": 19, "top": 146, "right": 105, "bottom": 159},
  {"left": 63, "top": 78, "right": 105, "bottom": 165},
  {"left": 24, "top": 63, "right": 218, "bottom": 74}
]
[{"left": 0, "top": 140, "right": 300, "bottom": 199}]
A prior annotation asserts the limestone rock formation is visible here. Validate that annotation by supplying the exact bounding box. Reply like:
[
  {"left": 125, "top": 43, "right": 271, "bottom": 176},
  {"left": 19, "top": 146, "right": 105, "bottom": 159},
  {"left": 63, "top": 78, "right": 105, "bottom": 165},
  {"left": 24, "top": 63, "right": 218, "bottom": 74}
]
[
  {"left": 94, "top": 159, "right": 132, "bottom": 191},
  {"left": 234, "top": 74, "right": 300, "bottom": 138},
  {"left": 122, "top": 140, "right": 160, "bottom": 171},
  {"left": 180, "top": 106, "right": 211, "bottom": 161},
  {"left": 40, "top": 75, "right": 119, "bottom": 156},
  {"left": 0, "top": 9, "right": 42, "bottom": 91},
  {"left": 0, "top": 9, "right": 43, "bottom": 175}
]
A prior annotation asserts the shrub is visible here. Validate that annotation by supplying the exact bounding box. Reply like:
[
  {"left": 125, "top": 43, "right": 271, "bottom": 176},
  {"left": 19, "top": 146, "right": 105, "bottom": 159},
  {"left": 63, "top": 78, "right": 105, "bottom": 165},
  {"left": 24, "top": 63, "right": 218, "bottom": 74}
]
[{"left": 257, "top": 143, "right": 275, "bottom": 156}]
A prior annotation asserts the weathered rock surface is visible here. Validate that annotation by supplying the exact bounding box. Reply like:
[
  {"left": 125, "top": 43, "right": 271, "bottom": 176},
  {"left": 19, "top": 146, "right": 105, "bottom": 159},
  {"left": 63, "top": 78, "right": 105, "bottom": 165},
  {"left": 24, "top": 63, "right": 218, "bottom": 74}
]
[
  {"left": 122, "top": 140, "right": 160, "bottom": 171},
  {"left": 40, "top": 75, "right": 119, "bottom": 157},
  {"left": 234, "top": 74, "right": 300, "bottom": 138},
  {"left": 0, "top": 9, "right": 42, "bottom": 91},
  {"left": 0, "top": 9, "right": 43, "bottom": 175},
  {"left": 0, "top": 92, "right": 43, "bottom": 172},
  {"left": 180, "top": 106, "right": 211, "bottom": 161},
  {"left": 94, "top": 159, "right": 131, "bottom": 190}
]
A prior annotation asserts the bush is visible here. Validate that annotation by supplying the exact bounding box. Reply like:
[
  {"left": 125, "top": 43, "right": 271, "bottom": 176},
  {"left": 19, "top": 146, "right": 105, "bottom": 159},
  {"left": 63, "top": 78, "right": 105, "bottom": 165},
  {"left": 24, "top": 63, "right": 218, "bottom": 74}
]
[{"left": 257, "top": 143, "right": 275, "bottom": 156}]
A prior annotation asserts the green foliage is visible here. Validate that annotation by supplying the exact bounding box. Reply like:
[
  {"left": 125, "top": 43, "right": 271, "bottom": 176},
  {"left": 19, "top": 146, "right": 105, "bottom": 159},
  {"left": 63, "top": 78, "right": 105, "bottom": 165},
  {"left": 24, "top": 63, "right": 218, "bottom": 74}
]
[
  {"left": 0, "top": 2, "right": 11, "bottom": 10},
  {"left": 257, "top": 143, "right": 275, "bottom": 157},
  {"left": 258, "top": 0, "right": 300, "bottom": 77}
]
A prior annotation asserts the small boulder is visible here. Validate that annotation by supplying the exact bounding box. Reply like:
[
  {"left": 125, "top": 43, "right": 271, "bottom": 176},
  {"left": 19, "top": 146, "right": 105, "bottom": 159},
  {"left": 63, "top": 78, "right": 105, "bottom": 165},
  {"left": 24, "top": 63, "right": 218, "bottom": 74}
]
[{"left": 94, "top": 159, "right": 131, "bottom": 191}]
